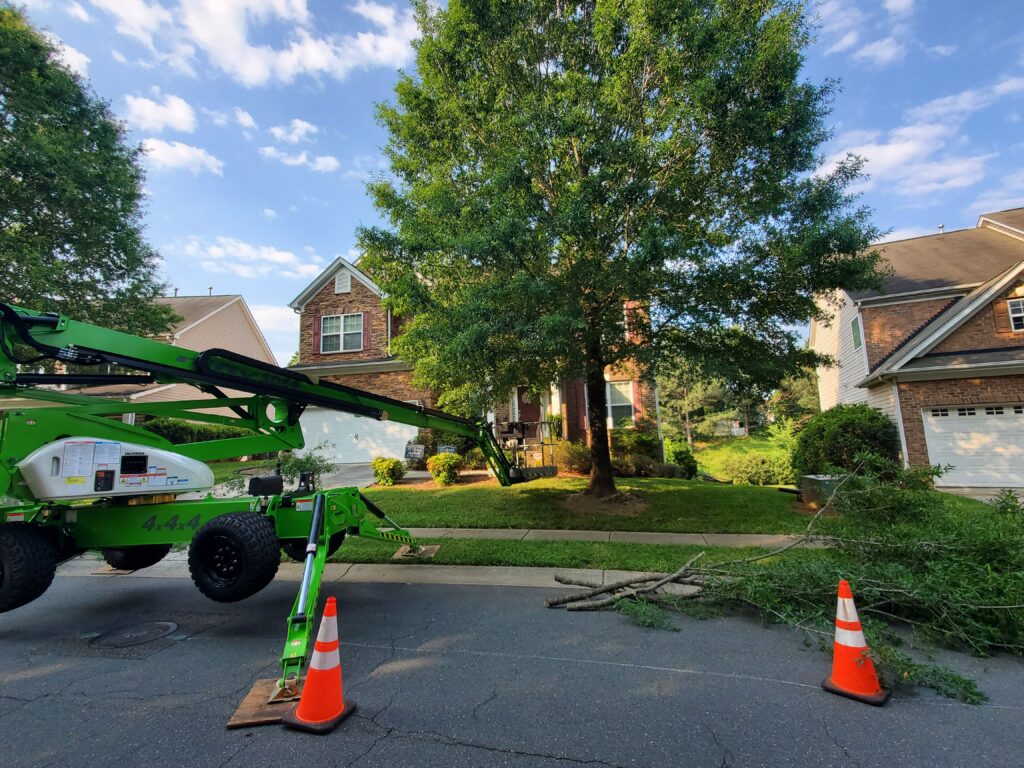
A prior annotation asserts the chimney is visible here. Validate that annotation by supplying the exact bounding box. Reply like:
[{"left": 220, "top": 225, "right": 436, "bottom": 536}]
[
  {"left": 208, "top": 286, "right": 213, "bottom": 296},
  {"left": 173, "top": 287, "right": 179, "bottom": 297}
]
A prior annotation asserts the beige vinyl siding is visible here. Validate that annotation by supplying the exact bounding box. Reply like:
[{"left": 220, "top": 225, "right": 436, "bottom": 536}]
[
  {"left": 176, "top": 300, "right": 276, "bottom": 364},
  {"left": 812, "top": 290, "right": 867, "bottom": 409},
  {"left": 865, "top": 383, "right": 896, "bottom": 422}
]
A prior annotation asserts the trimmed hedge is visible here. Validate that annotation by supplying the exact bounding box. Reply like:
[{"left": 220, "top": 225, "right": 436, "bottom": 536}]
[
  {"left": 426, "top": 453, "right": 463, "bottom": 486},
  {"left": 143, "top": 417, "right": 250, "bottom": 444},
  {"left": 552, "top": 440, "right": 592, "bottom": 474},
  {"left": 793, "top": 404, "right": 899, "bottom": 476},
  {"left": 722, "top": 453, "right": 795, "bottom": 486},
  {"left": 370, "top": 457, "right": 405, "bottom": 486},
  {"left": 663, "top": 439, "right": 699, "bottom": 479}
]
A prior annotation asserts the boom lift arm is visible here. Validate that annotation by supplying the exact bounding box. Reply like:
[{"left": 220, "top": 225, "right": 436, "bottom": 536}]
[{"left": 0, "top": 303, "right": 553, "bottom": 700}]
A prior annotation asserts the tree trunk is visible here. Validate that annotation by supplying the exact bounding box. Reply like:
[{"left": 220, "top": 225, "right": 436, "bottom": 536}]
[
  {"left": 585, "top": 363, "right": 617, "bottom": 498},
  {"left": 743, "top": 404, "right": 750, "bottom": 437},
  {"left": 683, "top": 398, "right": 692, "bottom": 447}
]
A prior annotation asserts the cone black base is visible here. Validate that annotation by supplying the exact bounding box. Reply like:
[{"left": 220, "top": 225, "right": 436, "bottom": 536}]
[
  {"left": 282, "top": 700, "right": 357, "bottom": 734},
  {"left": 822, "top": 676, "right": 890, "bottom": 707}
]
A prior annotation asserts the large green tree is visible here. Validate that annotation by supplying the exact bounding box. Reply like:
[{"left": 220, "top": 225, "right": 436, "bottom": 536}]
[
  {"left": 360, "top": 0, "right": 881, "bottom": 497},
  {"left": 0, "top": 6, "right": 174, "bottom": 335}
]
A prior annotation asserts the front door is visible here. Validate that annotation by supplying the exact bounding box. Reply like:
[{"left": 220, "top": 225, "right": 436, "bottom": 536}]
[{"left": 516, "top": 386, "right": 541, "bottom": 439}]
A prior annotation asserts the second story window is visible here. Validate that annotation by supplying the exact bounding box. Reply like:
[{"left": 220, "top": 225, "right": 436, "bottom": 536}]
[
  {"left": 851, "top": 317, "right": 863, "bottom": 350},
  {"left": 321, "top": 313, "right": 363, "bottom": 353},
  {"left": 1008, "top": 299, "right": 1024, "bottom": 331}
]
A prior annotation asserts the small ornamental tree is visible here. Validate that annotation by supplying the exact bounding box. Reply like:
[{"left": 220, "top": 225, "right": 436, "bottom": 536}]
[
  {"left": 360, "top": 0, "right": 882, "bottom": 497},
  {"left": 793, "top": 404, "right": 900, "bottom": 476}
]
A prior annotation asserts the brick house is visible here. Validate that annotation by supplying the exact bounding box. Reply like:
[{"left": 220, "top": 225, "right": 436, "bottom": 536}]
[
  {"left": 288, "top": 258, "right": 662, "bottom": 463},
  {"left": 810, "top": 207, "right": 1024, "bottom": 491}
]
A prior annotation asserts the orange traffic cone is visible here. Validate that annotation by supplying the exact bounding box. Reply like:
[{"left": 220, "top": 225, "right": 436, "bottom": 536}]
[
  {"left": 822, "top": 580, "right": 890, "bottom": 706},
  {"left": 282, "top": 596, "right": 357, "bottom": 733}
]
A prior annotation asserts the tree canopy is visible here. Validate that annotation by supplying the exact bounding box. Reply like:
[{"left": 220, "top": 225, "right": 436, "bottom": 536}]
[
  {"left": 0, "top": 6, "right": 174, "bottom": 335},
  {"left": 360, "top": 0, "right": 881, "bottom": 496}
]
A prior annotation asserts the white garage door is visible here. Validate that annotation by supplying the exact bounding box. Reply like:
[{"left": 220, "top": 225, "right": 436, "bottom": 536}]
[
  {"left": 923, "top": 405, "right": 1024, "bottom": 488},
  {"left": 299, "top": 407, "right": 417, "bottom": 464}
]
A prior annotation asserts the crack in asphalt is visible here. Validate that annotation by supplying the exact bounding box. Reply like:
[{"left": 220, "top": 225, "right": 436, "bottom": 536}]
[
  {"left": 822, "top": 717, "right": 863, "bottom": 768},
  {"left": 349, "top": 699, "right": 628, "bottom": 768},
  {"left": 701, "top": 722, "right": 735, "bottom": 768},
  {"left": 471, "top": 687, "right": 499, "bottom": 720}
]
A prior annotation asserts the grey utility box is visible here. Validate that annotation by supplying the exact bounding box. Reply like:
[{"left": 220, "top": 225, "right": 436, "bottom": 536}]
[{"left": 800, "top": 474, "right": 846, "bottom": 509}]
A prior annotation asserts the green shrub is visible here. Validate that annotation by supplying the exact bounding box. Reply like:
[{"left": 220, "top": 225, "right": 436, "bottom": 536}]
[
  {"left": 553, "top": 440, "right": 592, "bottom": 474},
  {"left": 610, "top": 417, "right": 662, "bottom": 462},
  {"left": 279, "top": 441, "right": 336, "bottom": 488},
  {"left": 144, "top": 417, "right": 250, "bottom": 444},
  {"left": 792, "top": 404, "right": 899, "bottom": 476},
  {"left": 463, "top": 446, "right": 487, "bottom": 470},
  {"left": 426, "top": 453, "right": 463, "bottom": 486},
  {"left": 370, "top": 456, "right": 405, "bottom": 486},
  {"left": 663, "top": 438, "right": 698, "bottom": 479},
  {"left": 721, "top": 452, "right": 794, "bottom": 485},
  {"left": 766, "top": 416, "right": 800, "bottom": 455}
]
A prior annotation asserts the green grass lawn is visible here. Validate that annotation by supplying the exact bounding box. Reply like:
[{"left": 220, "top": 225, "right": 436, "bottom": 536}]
[
  {"left": 363, "top": 475, "right": 807, "bottom": 534},
  {"left": 694, "top": 435, "right": 788, "bottom": 480},
  {"left": 327, "top": 537, "right": 799, "bottom": 571},
  {"left": 209, "top": 459, "right": 277, "bottom": 484}
]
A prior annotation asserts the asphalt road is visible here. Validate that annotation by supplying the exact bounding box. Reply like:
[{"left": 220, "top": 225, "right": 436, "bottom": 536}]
[{"left": 1, "top": 573, "right": 1022, "bottom": 768}]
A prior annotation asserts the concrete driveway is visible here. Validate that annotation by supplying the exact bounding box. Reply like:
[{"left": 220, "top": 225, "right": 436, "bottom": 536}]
[{"left": 2, "top": 572, "right": 1022, "bottom": 767}]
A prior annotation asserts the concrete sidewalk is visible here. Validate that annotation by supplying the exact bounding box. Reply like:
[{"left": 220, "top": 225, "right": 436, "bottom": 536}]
[{"left": 405, "top": 527, "right": 813, "bottom": 548}]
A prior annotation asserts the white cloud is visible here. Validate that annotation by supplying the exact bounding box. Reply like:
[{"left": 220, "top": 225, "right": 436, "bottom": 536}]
[
  {"left": 142, "top": 139, "right": 223, "bottom": 175},
  {"left": 883, "top": 0, "right": 914, "bottom": 17},
  {"left": 262, "top": 208, "right": 278, "bottom": 219},
  {"left": 816, "top": 1, "right": 867, "bottom": 56},
  {"left": 88, "top": 0, "right": 172, "bottom": 48},
  {"left": 966, "top": 169, "right": 1024, "bottom": 214},
  {"left": 111, "top": 49, "right": 127, "bottom": 64},
  {"left": 202, "top": 108, "right": 229, "bottom": 127},
  {"left": 43, "top": 33, "right": 90, "bottom": 76},
  {"left": 88, "top": 0, "right": 418, "bottom": 87},
  {"left": 250, "top": 303, "right": 302, "bottom": 366},
  {"left": 66, "top": 2, "right": 91, "bottom": 21},
  {"left": 234, "top": 107, "right": 257, "bottom": 130},
  {"left": 852, "top": 36, "right": 906, "bottom": 67},
  {"left": 260, "top": 146, "right": 340, "bottom": 173},
  {"left": 309, "top": 155, "right": 340, "bottom": 172},
  {"left": 926, "top": 44, "right": 956, "bottom": 57},
  {"left": 125, "top": 93, "right": 196, "bottom": 133},
  {"left": 907, "top": 78, "right": 1024, "bottom": 123},
  {"left": 180, "top": 236, "right": 324, "bottom": 283},
  {"left": 270, "top": 118, "right": 318, "bottom": 144},
  {"left": 342, "top": 154, "right": 388, "bottom": 180}
]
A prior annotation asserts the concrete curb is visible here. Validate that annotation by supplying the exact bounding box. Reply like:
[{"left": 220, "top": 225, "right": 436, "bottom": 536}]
[{"left": 60, "top": 557, "right": 687, "bottom": 590}]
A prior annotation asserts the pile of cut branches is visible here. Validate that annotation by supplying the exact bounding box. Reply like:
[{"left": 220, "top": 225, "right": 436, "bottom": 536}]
[{"left": 545, "top": 461, "right": 1024, "bottom": 703}]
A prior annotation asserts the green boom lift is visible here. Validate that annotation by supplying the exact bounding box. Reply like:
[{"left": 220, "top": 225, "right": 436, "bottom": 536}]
[{"left": 0, "top": 303, "right": 552, "bottom": 703}]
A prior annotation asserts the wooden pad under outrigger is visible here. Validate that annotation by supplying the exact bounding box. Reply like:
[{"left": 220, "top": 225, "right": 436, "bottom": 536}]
[{"left": 226, "top": 677, "right": 303, "bottom": 729}]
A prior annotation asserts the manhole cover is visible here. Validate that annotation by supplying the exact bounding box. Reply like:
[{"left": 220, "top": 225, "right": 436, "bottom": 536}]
[{"left": 90, "top": 621, "right": 178, "bottom": 648}]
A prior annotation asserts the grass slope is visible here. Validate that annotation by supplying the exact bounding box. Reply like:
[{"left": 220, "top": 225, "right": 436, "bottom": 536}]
[
  {"left": 694, "top": 435, "right": 787, "bottom": 480},
  {"left": 364, "top": 475, "right": 806, "bottom": 534}
]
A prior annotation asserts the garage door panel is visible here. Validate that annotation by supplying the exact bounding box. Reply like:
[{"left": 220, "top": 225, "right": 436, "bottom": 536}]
[
  {"left": 923, "top": 406, "right": 1024, "bottom": 488},
  {"left": 299, "top": 407, "right": 416, "bottom": 464}
]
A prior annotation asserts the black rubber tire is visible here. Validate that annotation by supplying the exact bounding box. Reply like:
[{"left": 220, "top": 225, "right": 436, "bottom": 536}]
[
  {"left": 280, "top": 532, "right": 346, "bottom": 562},
  {"left": 101, "top": 544, "right": 173, "bottom": 571},
  {"left": 188, "top": 513, "right": 280, "bottom": 603},
  {"left": 0, "top": 524, "right": 58, "bottom": 613}
]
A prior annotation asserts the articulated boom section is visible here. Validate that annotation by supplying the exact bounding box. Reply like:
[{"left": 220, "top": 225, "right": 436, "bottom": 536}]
[{"left": 0, "top": 303, "right": 552, "bottom": 697}]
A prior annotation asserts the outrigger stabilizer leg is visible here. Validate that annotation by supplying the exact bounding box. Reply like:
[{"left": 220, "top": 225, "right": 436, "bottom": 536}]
[{"left": 227, "top": 488, "right": 415, "bottom": 727}]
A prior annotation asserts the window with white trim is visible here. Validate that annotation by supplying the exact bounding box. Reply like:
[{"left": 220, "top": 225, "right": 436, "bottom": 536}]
[
  {"left": 1008, "top": 299, "right": 1024, "bottom": 331},
  {"left": 851, "top": 317, "right": 863, "bottom": 350},
  {"left": 956, "top": 407, "right": 976, "bottom": 417},
  {"left": 334, "top": 271, "right": 351, "bottom": 294},
  {"left": 607, "top": 381, "right": 634, "bottom": 428},
  {"left": 320, "top": 313, "right": 363, "bottom": 353}
]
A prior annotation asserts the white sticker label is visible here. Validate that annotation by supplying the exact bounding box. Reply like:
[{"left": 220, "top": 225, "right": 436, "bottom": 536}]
[
  {"left": 94, "top": 441, "right": 121, "bottom": 467},
  {"left": 61, "top": 441, "right": 95, "bottom": 477}
]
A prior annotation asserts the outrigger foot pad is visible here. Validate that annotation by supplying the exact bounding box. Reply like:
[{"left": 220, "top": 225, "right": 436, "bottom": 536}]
[{"left": 227, "top": 678, "right": 303, "bottom": 729}]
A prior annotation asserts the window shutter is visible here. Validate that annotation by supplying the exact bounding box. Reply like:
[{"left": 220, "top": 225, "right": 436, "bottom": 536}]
[
  {"left": 632, "top": 380, "right": 644, "bottom": 420},
  {"left": 362, "top": 313, "right": 371, "bottom": 352},
  {"left": 312, "top": 313, "right": 322, "bottom": 354},
  {"left": 993, "top": 301, "right": 1012, "bottom": 334}
]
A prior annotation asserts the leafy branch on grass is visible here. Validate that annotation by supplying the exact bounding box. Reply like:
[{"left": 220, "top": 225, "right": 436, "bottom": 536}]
[{"left": 545, "top": 460, "right": 1024, "bottom": 703}]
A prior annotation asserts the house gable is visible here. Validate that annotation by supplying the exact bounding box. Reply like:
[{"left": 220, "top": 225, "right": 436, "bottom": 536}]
[
  {"left": 288, "top": 258, "right": 381, "bottom": 312},
  {"left": 296, "top": 269, "right": 393, "bottom": 364},
  {"left": 930, "top": 281, "right": 1024, "bottom": 355}
]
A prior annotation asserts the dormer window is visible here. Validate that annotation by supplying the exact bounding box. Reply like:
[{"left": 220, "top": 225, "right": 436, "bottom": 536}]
[
  {"left": 334, "top": 271, "right": 351, "bottom": 294},
  {"left": 1008, "top": 298, "right": 1024, "bottom": 332}
]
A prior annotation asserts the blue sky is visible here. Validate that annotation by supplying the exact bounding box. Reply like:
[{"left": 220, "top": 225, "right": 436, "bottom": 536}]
[{"left": 16, "top": 0, "right": 1024, "bottom": 364}]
